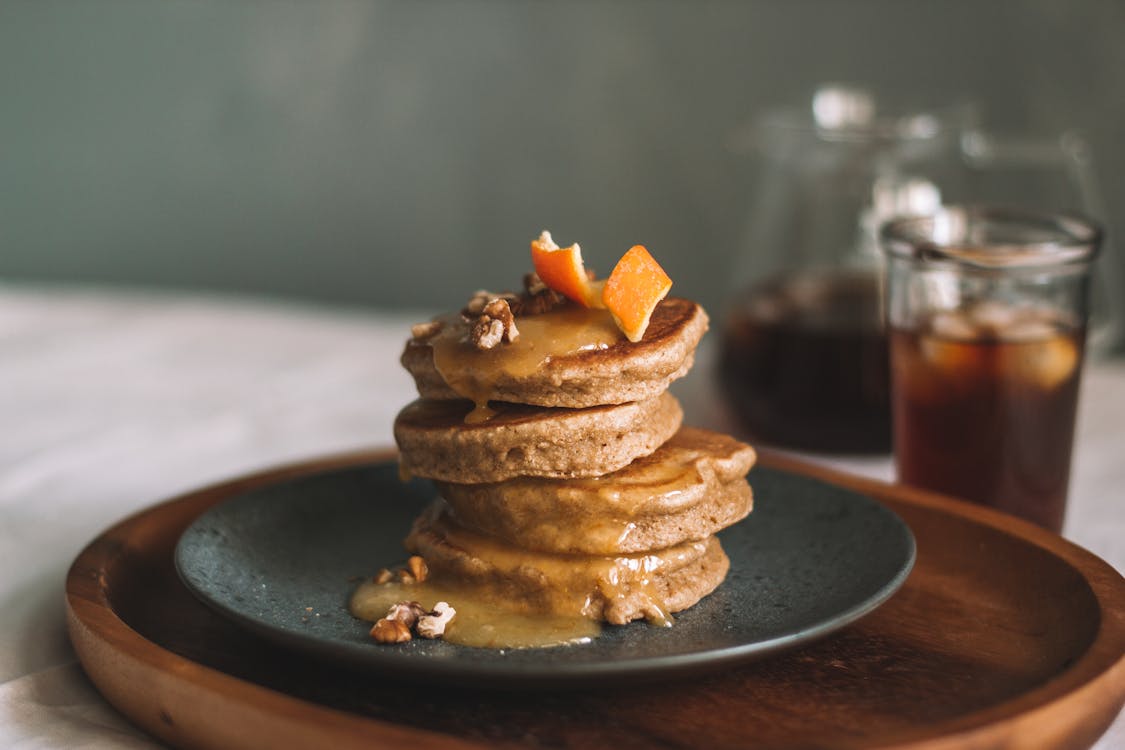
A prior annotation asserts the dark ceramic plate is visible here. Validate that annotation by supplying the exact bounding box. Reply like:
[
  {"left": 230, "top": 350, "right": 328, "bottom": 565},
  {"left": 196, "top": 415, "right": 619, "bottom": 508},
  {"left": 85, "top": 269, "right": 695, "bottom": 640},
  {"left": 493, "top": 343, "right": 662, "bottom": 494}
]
[{"left": 175, "top": 461, "right": 915, "bottom": 686}]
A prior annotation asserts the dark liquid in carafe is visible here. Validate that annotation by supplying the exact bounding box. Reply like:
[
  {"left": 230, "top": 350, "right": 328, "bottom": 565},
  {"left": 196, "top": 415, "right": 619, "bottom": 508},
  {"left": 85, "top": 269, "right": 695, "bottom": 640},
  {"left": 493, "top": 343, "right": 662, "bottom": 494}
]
[{"left": 718, "top": 271, "right": 891, "bottom": 453}]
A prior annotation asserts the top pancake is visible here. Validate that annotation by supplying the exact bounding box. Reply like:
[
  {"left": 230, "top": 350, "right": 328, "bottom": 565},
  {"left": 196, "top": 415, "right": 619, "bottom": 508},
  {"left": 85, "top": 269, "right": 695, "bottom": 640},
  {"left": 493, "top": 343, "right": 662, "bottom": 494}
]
[{"left": 402, "top": 297, "right": 708, "bottom": 408}]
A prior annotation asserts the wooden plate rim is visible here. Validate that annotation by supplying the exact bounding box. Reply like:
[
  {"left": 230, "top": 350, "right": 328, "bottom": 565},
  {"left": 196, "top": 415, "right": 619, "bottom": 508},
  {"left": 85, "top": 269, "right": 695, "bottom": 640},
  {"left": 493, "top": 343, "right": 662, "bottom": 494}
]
[{"left": 65, "top": 447, "right": 1125, "bottom": 750}]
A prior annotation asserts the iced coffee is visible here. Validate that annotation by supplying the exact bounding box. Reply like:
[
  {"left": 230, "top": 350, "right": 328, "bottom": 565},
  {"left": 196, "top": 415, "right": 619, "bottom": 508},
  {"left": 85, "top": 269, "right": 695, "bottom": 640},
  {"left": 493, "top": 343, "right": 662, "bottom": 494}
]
[
  {"left": 890, "top": 304, "right": 1084, "bottom": 531},
  {"left": 881, "top": 207, "right": 1101, "bottom": 533}
]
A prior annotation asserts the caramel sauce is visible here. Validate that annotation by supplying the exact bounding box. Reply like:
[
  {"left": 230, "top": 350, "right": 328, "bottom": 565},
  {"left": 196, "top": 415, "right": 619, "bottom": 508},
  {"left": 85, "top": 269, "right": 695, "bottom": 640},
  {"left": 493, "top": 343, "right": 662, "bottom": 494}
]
[
  {"left": 350, "top": 580, "right": 600, "bottom": 649},
  {"left": 349, "top": 501, "right": 704, "bottom": 648},
  {"left": 416, "top": 503, "right": 688, "bottom": 625},
  {"left": 427, "top": 305, "right": 623, "bottom": 422},
  {"left": 446, "top": 460, "right": 703, "bottom": 552},
  {"left": 552, "top": 463, "right": 699, "bottom": 513}
]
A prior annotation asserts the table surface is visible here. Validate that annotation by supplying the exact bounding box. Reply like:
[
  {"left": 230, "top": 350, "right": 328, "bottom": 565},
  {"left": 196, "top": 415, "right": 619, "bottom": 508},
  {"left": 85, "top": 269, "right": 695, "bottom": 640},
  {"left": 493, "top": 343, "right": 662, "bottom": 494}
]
[{"left": 1, "top": 284, "right": 1122, "bottom": 749}]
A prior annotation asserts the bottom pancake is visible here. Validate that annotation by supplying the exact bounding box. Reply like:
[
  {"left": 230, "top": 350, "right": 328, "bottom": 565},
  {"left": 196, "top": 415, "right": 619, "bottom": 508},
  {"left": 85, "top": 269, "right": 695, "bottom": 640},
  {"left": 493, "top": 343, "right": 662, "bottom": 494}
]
[{"left": 405, "top": 501, "right": 730, "bottom": 625}]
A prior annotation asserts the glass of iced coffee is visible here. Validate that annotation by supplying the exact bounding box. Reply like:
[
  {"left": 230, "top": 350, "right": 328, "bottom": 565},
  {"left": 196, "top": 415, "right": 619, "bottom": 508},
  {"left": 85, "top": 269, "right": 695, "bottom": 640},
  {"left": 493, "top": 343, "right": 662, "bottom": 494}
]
[{"left": 880, "top": 206, "right": 1101, "bottom": 532}]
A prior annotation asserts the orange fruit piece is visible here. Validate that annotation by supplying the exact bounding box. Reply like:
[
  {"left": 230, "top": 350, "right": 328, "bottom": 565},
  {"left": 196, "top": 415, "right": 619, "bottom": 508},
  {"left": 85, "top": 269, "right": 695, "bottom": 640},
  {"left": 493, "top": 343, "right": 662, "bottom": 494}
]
[
  {"left": 602, "top": 245, "right": 672, "bottom": 342},
  {"left": 530, "top": 231, "right": 603, "bottom": 308}
]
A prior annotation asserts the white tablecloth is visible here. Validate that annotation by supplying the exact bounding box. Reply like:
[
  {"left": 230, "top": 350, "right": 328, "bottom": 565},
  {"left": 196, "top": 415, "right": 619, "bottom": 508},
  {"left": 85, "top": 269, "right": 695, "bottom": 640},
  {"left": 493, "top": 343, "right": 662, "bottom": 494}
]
[{"left": 1, "top": 285, "right": 1121, "bottom": 748}]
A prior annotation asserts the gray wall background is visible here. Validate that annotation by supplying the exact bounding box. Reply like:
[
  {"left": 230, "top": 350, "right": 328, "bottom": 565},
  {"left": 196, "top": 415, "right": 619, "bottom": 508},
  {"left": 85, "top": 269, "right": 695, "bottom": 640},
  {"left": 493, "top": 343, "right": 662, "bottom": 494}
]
[{"left": 3, "top": 1, "right": 1124, "bottom": 334}]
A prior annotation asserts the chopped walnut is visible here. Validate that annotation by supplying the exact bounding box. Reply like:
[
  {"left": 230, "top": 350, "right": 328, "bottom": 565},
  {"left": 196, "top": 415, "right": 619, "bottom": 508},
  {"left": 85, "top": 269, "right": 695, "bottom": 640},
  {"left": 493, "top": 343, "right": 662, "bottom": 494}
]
[
  {"left": 416, "top": 601, "right": 457, "bottom": 639},
  {"left": 464, "top": 290, "right": 519, "bottom": 317},
  {"left": 469, "top": 297, "right": 519, "bottom": 350},
  {"left": 369, "top": 600, "right": 427, "bottom": 644},
  {"left": 407, "top": 555, "right": 428, "bottom": 583},
  {"left": 482, "top": 299, "right": 519, "bottom": 342},
  {"left": 519, "top": 289, "right": 565, "bottom": 315},
  {"left": 481, "top": 297, "right": 511, "bottom": 322},
  {"left": 369, "top": 599, "right": 456, "bottom": 644},
  {"left": 519, "top": 272, "right": 567, "bottom": 315},
  {"left": 523, "top": 272, "right": 548, "bottom": 296},
  {"left": 464, "top": 290, "right": 490, "bottom": 315},
  {"left": 463, "top": 276, "right": 567, "bottom": 326},
  {"left": 385, "top": 600, "right": 427, "bottom": 628},
  {"left": 471, "top": 318, "right": 504, "bottom": 350},
  {"left": 373, "top": 565, "right": 421, "bottom": 585},
  {"left": 462, "top": 290, "right": 522, "bottom": 349},
  {"left": 410, "top": 320, "right": 443, "bottom": 341},
  {"left": 370, "top": 617, "right": 412, "bottom": 643}
]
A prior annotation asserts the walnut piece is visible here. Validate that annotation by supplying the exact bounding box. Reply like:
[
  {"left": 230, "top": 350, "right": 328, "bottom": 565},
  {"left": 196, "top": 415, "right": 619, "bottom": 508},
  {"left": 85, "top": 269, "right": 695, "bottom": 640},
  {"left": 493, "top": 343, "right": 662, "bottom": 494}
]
[
  {"left": 370, "top": 618, "right": 412, "bottom": 643},
  {"left": 520, "top": 272, "right": 567, "bottom": 315},
  {"left": 469, "top": 297, "right": 519, "bottom": 350},
  {"left": 472, "top": 317, "right": 503, "bottom": 349},
  {"left": 462, "top": 276, "right": 568, "bottom": 326},
  {"left": 519, "top": 288, "right": 565, "bottom": 315},
  {"left": 410, "top": 320, "right": 443, "bottom": 341},
  {"left": 369, "top": 600, "right": 427, "bottom": 644},
  {"left": 373, "top": 565, "right": 421, "bottom": 585},
  {"left": 481, "top": 297, "right": 512, "bottom": 321},
  {"left": 416, "top": 601, "right": 457, "bottom": 639},
  {"left": 385, "top": 600, "right": 427, "bottom": 628},
  {"left": 523, "top": 272, "right": 548, "bottom": 296},
  {"left": 369, "top": 599, "right": 456, "bottom": 644},
  {"left": 407, "top": 555, "right": 428, "bottom": 583},
  {"left": 464, "top": 290, "right": 519, "bottom": 317}
]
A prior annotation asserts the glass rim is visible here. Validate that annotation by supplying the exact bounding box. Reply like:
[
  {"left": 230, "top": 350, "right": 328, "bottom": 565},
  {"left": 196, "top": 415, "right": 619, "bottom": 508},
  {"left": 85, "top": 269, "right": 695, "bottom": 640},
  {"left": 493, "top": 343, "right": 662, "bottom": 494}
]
[
  {"left": 756, "top": 107, "right": 952, "bottom": 144},
  {"left": 749, "top": 85, "right": 973, "bottom": 146},
  {"left": 879, "top": 205, "right": 1102, "bottom": 271}
]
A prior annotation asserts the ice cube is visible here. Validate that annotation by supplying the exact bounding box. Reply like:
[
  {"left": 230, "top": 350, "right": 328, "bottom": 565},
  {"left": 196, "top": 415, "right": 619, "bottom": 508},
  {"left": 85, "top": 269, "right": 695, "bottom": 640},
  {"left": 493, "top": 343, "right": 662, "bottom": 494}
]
[
  {"left": 920, "top": 334, "right": 974, "bottom": 377},
  {"left": 1006, "top": 336, "right": 1079, "bottom": 390},
  {"left": 970, "top": 301, "right": 1019, "bottom": 332},
  {"left": 930, "top": 310, "right": 977, "bottom": 341},
  {"left": 1003, "top": 319, "right": 1057, "bottom": 343}
]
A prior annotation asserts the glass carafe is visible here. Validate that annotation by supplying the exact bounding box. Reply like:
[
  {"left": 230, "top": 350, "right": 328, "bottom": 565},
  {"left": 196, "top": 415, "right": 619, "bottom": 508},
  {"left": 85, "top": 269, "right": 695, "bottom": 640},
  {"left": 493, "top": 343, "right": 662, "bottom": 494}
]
[{"left": 719, "top": 86, "right": 970, "bottom": 454}]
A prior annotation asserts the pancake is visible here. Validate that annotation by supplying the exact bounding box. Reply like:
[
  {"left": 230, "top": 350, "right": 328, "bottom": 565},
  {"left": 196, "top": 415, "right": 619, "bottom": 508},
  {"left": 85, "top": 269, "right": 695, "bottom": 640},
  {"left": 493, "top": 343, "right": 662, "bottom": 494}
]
[
  {"left": 443, "top": 480, "right": 750, "bottom": 556},
  {"left": 402, "top": 297, "right": 708, "bottom": 408},
  {"left": 437, "top": 427, "right": 755, "bottom": 554},
  {"left": 406, "top": 500, "right": 730, "bottom": 625},
  {"left": 394, "top": 392, "right": 683, "bottom": 483}
]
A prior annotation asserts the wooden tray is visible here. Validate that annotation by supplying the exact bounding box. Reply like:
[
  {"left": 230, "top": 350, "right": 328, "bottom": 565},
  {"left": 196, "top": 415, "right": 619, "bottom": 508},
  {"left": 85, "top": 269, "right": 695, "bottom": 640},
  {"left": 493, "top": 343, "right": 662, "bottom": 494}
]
[{"left": 66, "top": 449, "right": 1125, "bottom": 750}]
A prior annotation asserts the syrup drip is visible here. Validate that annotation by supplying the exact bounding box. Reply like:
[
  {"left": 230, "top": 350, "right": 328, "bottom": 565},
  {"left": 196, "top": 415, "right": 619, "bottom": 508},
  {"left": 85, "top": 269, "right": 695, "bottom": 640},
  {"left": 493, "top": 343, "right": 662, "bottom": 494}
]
[
  {"left": 443, "top": 461, "right": 704, "bottom": 553},
  {"left": 426, "top": 305, "right": 623, "bottom": 423},
  {"left": 417, "top": 503, "right": 690, "bottom": 625},
  {"left": 349, "top": 504, "right": 706, "bottom": 648}
]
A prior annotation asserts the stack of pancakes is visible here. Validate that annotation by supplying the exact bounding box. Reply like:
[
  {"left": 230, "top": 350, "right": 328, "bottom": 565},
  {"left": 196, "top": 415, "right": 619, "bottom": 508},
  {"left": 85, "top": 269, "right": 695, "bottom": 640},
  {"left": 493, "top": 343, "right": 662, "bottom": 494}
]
[{"left": 394, "top": 298, "right": 756, "bottom": 626}]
